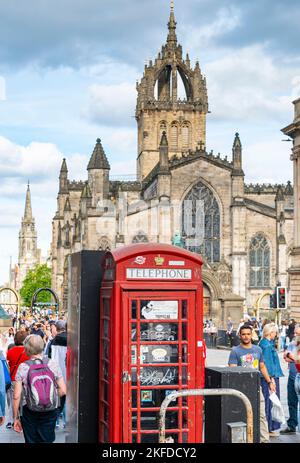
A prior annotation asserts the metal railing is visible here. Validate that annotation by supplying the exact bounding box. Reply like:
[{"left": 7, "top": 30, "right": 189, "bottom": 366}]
[{"left": 159, "top": 388, "right": 253, "bottom": 443}]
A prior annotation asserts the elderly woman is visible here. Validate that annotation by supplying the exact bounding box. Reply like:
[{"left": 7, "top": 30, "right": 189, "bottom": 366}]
[
  {"left": 12, "top": 334, "right": 66, "bottom": 443},
  {"left": 5, "top": 330, "right": 30, "bottom": 429},
  {"left": 259, "top": 323, "right": 284, "bottom": 436}
]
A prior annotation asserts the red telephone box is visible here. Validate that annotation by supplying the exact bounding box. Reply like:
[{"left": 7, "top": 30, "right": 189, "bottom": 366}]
[{"left": 99, "top": 243, "right": 204, "bottom": 443}]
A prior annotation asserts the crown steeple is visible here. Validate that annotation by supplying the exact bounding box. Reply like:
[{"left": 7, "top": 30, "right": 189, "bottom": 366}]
[{"left": 135, "top": 3, "right": 208, "bottom": 180}]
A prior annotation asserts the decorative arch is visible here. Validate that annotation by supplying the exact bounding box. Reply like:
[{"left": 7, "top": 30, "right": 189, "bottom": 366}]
[
  {"left": 132, "top": 231, "right": 149, "bottom": 244},
  {"left": 202, "top": 270, "right": 223, "bottom": 300},
  {"left": 0, "top": 287, "right": 21, "bottom": 322},
  {"left": 153, "top": 63, "right": 193, "bottom": 101},
  {"left": 31, "top": 287, "right": 59, "bottom": 316},
  {"left": 98, "top": 236, "right": 111, "bottom": 251},
  {"left": 249, "top": 234, "right": 270, "bottom": 287},
  {"left": 181, "top": 181, "right": 221, "bottom": 262}
]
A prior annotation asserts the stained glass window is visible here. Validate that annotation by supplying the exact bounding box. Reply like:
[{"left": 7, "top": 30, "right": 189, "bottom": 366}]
[
  {"left": 249, "top": 234, "right": 270, "bottom": 287},
  {"left": 181, "top": 182, "right": 220, "bottom": 262}
]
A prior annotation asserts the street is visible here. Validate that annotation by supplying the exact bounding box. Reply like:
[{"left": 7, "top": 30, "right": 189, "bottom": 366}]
[{"left": 0, "top": 347, "right": 299, "bottom": 444}]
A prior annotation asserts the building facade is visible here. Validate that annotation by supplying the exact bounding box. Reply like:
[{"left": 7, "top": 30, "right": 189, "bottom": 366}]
[
  {"left": 282, "top": 98, "right": 300, "bottom": 322},
  {"left": 51, "top": 6, "right": 294, "bottom": 325}
]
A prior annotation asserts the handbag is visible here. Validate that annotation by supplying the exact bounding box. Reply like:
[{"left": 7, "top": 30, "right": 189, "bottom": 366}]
[{"left": 269, "top": 392, "right": 286, "bottom": 424}]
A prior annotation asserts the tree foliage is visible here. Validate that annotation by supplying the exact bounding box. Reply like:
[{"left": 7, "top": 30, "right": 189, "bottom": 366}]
[{"left": 20, "top": 264, "right": 52, "bottom": 307}]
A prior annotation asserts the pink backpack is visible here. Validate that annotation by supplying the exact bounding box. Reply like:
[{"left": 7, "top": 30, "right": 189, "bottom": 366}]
[{"left": 25, "top": 358, "right": 59, "bottom": 412}]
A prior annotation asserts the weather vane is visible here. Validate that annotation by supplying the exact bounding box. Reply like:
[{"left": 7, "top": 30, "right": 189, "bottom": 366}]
[{"left": 171, "top": 0, "right": 174, "bottom": 12}]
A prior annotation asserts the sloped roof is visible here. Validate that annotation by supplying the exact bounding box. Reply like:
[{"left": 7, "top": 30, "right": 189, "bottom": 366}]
[{"left": 87, "top": 138, "right": 110, "bottom": 170}]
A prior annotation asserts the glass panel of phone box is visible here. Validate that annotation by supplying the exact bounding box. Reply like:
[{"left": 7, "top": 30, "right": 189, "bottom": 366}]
[{"left": 130, "top": 299, "right": 189, "bottom": 443}]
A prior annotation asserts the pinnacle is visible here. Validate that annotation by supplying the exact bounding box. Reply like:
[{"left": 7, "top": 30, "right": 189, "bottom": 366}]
[
  {"left": 233, "top": 132, "right": 242, "bottom": 148},
  {"left": 60, "top": 158, "right": 68, "bottom": 173},
  {"left": 160, "top": 131, "right": 168, "bottom": 147},
  {"left": 167, "top": 0, "right": 177, "bottom": 46},
  {"left": 87, "top": 138, "right": 110, "bottom": 170}
]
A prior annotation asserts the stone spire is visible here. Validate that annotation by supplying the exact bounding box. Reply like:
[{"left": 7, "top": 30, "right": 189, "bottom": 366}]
[
  {"left": 159, "top": 131, "right": 170, "bottom": 173},
  {"left": 59, "top": 158, "right": 68, "bottom": 193},
  {"left": 87, "top": 138, "right": 110, "bottom": 170},
  {"left": 24, "top": 181, "right": 33, "bottom": 222},
  {"left": 60, "top": 158, "right": 68, "bottom": 173},
  {"left": 275, "top": 185, "right": 285, "bottom": 202},
  {"left": 167, "top": 1, "right": 177, "bottom": 47},
  {"left": 232, "top": 133, "right": 243, "bottom": 173},
  {"left": 18, "top": 182, "right": 39, "bottom": 290}
]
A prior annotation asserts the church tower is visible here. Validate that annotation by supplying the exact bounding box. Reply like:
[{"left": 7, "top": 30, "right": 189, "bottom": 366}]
[
  {"left": 136, "top": 1, "right": 208, "bottom": 180},
  {"left": 17, "top": 182, "right": 41, "bottom": 290}
]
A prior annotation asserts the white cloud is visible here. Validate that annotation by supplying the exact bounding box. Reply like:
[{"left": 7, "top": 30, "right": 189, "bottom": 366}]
[
  {"left": 244, "top": 139, "right": 292, "bottom": 184},
  {"left": 205, "top": 45, "right": 300, "bottom": 123},
  {"left": 83, "top": 82, "right": 136, "bottom": 126},
  {"left": 183, "top": 6, "right": 241, "bottom": 48},
  {"left": 0, "top": 136, "right": 62, "bottom": 179}
]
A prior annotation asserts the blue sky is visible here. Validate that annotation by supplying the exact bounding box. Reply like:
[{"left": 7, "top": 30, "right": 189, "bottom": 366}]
[{"left": 0, "top": 0, "right": 299, "bottom": 285}]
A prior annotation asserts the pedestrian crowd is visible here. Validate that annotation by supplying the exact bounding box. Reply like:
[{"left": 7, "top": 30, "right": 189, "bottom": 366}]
[
  {"left": 228, "top": 315, "right": 300, "bottom": 443},
  {"left": 0, "top": 310, "right": 68, "bottom": 443}
]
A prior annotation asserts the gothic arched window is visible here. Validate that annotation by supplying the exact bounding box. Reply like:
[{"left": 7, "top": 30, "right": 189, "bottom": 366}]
[
  {"left": 132, "top": 232, "right": 149, "bottom": 243},
  {"left": 249, "top": 234, "right": 270, "bottom": 287},
  {"left": 181, "top": 182, "right": 220, "bottom": 262},
  {"left": 65, "top": 221, "right": 71, "bottom": 248},
  {"left": 170, "top": 122, "right": 178, "bottom": 149},
  {"left": 182, "top": 122, "right": 190, "bottom": 149}
]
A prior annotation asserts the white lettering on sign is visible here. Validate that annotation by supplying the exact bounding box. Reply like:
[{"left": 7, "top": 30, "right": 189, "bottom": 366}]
[
  {"left": 126, "top": 268, "right": 192, "bottom": 280},
  {"left": 168, "top": 260, "right": 185, "bottom": 266}
]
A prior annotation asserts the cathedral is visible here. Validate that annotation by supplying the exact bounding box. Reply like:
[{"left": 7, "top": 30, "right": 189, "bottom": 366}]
[{"left": 51, "top": 5, "right": 294, "bottom": 326}]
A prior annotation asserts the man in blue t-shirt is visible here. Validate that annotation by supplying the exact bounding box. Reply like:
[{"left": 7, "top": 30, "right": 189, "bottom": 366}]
[
  {"left": 280, "top": 324, "right": 300, "bottom": 434},
  {"left": 228, "top": 324, "right": 276, "bottom": 443}
]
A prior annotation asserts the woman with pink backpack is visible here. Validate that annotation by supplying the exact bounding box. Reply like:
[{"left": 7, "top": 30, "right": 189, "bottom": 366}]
[{"left": 12, "top": 334, "right": 66, "bottom": 443}]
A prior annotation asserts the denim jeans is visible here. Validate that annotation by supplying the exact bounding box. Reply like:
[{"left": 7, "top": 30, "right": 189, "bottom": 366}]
[
  {"left": 261, "top": 377, "right": 281, "bottom": 432},
  {"left": 294, "top": 374, "right": 300, "bottom": 433},
  {"left": 287, "top": 376, "right": 298, "bottom": 430},
  {"left": 20, "top": 405, "right": 58, "bottom": 443}
]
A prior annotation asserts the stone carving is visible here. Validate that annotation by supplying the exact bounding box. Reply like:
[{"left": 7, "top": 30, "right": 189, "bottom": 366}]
[
  {"left": 215, "top": 258, "right": 232, "bottom": 294},
  {"left": 98, "top": 236, "right": 111, "bottom": 251}
]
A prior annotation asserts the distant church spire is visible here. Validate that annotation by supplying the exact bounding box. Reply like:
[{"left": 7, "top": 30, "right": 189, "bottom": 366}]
[
  {"left": 18, "top": 182, "right": 39, "bottom": 291},
  {"left": 24, "top": 181, "right": 33, "bottom": 221}
]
